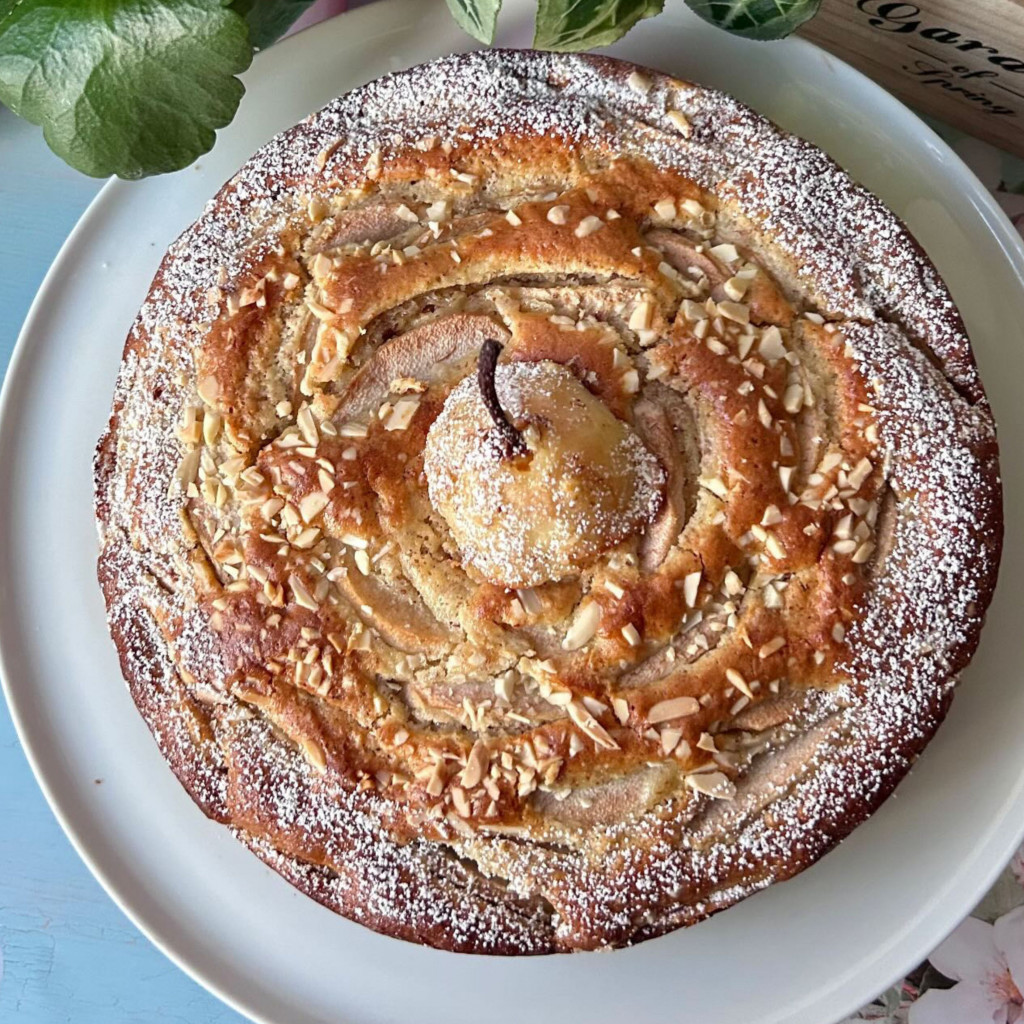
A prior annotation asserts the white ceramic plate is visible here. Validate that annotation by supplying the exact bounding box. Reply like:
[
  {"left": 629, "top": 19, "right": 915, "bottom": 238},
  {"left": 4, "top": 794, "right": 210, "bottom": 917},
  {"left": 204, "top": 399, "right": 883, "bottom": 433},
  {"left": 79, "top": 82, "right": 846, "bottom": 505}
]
[{"left": 2, "top": 2, "right": 1022, "bottom": 1022}]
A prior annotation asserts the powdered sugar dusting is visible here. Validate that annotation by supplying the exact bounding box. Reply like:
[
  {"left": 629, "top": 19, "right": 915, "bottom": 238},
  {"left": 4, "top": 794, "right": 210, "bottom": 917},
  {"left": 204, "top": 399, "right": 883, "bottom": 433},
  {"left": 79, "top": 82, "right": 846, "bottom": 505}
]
[{"left": 94, "top": 50, "right": 1001, "bottom": 953}]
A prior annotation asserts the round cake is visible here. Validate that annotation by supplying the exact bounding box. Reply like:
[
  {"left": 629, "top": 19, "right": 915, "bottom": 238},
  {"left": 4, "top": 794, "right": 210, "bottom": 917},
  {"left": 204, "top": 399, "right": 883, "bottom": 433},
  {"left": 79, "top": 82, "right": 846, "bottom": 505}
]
[{"left": 94, "top": 50, "right": 1003, "bottom": 953}]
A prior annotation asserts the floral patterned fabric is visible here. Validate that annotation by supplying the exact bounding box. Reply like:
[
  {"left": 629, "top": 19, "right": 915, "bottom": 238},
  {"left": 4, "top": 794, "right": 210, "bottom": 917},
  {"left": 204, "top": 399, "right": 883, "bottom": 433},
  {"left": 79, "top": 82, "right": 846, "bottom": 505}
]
[{"left": 845, "top": 847, "right": 1024, "bottom": 1022}]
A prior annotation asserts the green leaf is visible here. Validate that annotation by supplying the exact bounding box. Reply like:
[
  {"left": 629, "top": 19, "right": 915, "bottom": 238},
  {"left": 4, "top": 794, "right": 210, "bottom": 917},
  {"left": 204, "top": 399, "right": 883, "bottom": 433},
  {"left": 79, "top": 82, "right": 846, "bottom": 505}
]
[
  {"left": 684, "top": 0, "right": 821, "bottom": 40},
  {"left": 446, "top": 0, "right": 502, "bottom": 44},
  {"left": 534, "top": 0, "right": 664, "bottom": 51},
  {"left": 230, "top": 0, "right": 317, "bottom": 50},
  {"left": 0, "top": 0, "right": 253, "bottom": 179}
]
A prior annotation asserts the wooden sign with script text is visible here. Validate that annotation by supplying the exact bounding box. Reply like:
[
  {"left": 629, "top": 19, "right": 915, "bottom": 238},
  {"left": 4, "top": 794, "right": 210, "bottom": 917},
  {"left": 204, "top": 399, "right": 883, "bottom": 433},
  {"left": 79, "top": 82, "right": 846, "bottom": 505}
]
[{"left": 800, "top": 0, "right": 1024, "bottom": 156}]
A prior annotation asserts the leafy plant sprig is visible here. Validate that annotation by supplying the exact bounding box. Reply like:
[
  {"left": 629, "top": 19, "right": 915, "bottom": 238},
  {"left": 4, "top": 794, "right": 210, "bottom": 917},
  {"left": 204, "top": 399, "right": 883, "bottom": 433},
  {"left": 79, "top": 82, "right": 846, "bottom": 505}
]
[{"left": 0, "top": 0, "right": 819, "bottom": 180}]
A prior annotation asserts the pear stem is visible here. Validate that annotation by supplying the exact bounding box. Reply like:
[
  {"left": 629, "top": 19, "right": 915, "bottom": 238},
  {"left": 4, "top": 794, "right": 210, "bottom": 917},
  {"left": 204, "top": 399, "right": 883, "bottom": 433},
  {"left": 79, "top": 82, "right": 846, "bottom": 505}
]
[{"left": 478, "top": 339, "right": 527, "bottom": 458}]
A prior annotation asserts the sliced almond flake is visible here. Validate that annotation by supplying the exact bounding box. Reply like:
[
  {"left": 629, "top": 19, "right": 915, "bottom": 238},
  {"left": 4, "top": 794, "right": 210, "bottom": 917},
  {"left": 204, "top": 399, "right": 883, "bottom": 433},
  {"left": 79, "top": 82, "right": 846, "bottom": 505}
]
[
  {"left": 494, "top": 674, "right": 515, "bottom": 702},
  {"left": 667, "top": 109, "right": 691, "bottom": 136},
  {"left": 759, "top": 326, "right": 786, "bottom": 362},
  {"left": 604, "top": 580, "right": 625, "bottom": 600},
  {"left": 847, "top": 457, "right": 873, "bottom": 491},
  {"left": 460, "top": 742, "right": 489, "bottom": 789},
  {"left": 683, "top": 569, "right": 702, "bottom": 608},
  {"left": 316, "top": 468, "right": 334, "bottom": 494},
  {"left": 291, "top": 527, "right": 320, "bottom": 550},
  {"left": 821, "top": 451, "right": 844, "bottom": 473},
  {"left": 575, "top": 215, "right": 604, "bottom": 238},
  {"left": 661, "top": 262, "right": 690, "bottom": 290},
  {"left": 289, "top": 574, "right": 318, "bottom": 611},
  {"left": 717, "top": 300, "right": 750, "bottom": 324},
  {"left": 653, "top": 198, "right": 676, "bottom": 221},
  {"left": 725, "top": 668, "right": 754, "bottom": 699},
  {"left": 175, "top": 449, "right": 201, "bottom": 486},
  {"left": 779, "top": 465, "right": 795, "bottom": 492},
  {"left": 424, "top": 199, "right": 449, "bottom": 222},
  {"left": 307, "top": 195, "right": 328, "bottom": 223},
  {"left": 621, "top": 623, "right": 642, "bottom": 647},
  {"left": 698, "top": 475, "right": 729, "bottom": 499},
  {"left": 612, "top": 697, "right": 630, "bottom": 725},
  {"left": 562, "top": 601, "right": 601, "bottom": 650},
  {"left": 757, "top": 399, "right": 773, "bottom": 429},
  {"left": 384, "top": 397, "right": 420, "bottom": 431},
  {"left": 515, "top": 587, "right": 543, "bottom": 616},
  {"left": 723, "top": 275, "right": 750, "bottom": 301},
  {"left": 661, "top": 727, "right": 682, "bottom": 754},
  {"left": 296, "top": 406, "right": 319, "bottom": 447},
  {"left": 765, "top": 533, "right": 786, "bottom": 560},
  {"left": 629, "top": 299, "right": 654, "bottom": 331},
  {"left": 546, "top": 205, "right": 569, "bottom": 225},
  {"left": 363, "top": 148, "right": 382, "bottom": 179},
  {"left": 696, "top": 731, "right": 717, "bottom": 752},
  {"left": 544, "top": 688, "right": 573, "bottom": 707},
  {"left": 627, "top": 70, "right": 652, "bottom": 95},
  {"left": 852, "top": 540, "right": 876, "bottom": 564},
  {"left": 733, "top": 333, "right": 753, "bottom": 360},
  {"left": 450, "top": 786, "right": 472, "bottom": 817},
  {"left": 708, "top": 243, "right": 738, "bottom": 262},
  {"left": 306, "top": 298, "right": 336, "bottom": 321},
  {"left": 759, "top": 636, "right": 786, "bottom": 659},
  {"left": 354, "top": 549, "right": 371, "bottom": 575},
  {"left": 686, "top": 771, "right": 736, "bottom": 800},
  {"left": 299, "top": 491, "right": 329, "bottom": 522},
  {"left": 202, "top": 411, "right": 222, "bottom": 446},
  {"left": 783, "top": 383, "right": 805, "bottom": 414},
  {"left": 566, "top": 701, "right": 619, "bottom": 750},
  {"left": 833, "top": 513, "right": 854, "bottom": 540},
  {"left": 648, "top": 695, "right": 700, "bottom": 724}
]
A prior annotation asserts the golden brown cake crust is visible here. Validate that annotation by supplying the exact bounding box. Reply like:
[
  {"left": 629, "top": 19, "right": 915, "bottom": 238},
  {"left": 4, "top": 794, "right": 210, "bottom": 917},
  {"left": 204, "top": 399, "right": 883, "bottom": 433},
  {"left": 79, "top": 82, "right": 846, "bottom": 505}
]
[{"left": 94, "top": 50, "right": 1002, "bottom": 953}]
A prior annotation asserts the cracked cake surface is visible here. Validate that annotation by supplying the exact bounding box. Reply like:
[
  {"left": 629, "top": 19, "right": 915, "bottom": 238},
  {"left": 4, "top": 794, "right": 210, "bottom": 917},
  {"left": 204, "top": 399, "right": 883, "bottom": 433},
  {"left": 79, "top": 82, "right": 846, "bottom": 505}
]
[{"left": 94, "top": 49, "right": 1002, "bottom": 953}]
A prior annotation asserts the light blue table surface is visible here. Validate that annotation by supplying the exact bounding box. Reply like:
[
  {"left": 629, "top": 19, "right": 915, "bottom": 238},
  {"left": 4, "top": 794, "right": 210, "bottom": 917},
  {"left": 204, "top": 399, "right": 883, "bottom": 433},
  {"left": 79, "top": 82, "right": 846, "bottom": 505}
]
[{"left": 0, "top": 106, "right": 246, "bottom": 1024}]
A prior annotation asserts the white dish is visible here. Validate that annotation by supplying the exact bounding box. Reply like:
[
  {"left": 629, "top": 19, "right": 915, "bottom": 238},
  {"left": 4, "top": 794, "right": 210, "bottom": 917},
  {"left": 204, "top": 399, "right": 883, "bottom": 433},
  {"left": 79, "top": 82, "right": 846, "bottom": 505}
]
[{"left": 1, "top": 1, "right": 1022, "bottom": 1022}]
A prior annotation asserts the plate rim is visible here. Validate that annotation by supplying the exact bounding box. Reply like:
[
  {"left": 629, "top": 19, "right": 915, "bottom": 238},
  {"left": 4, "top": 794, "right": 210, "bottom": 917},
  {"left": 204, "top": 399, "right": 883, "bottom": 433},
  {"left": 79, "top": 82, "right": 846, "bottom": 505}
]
[{"left": 2, "top": 2, "right": 1024, "bottom": 1022}]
